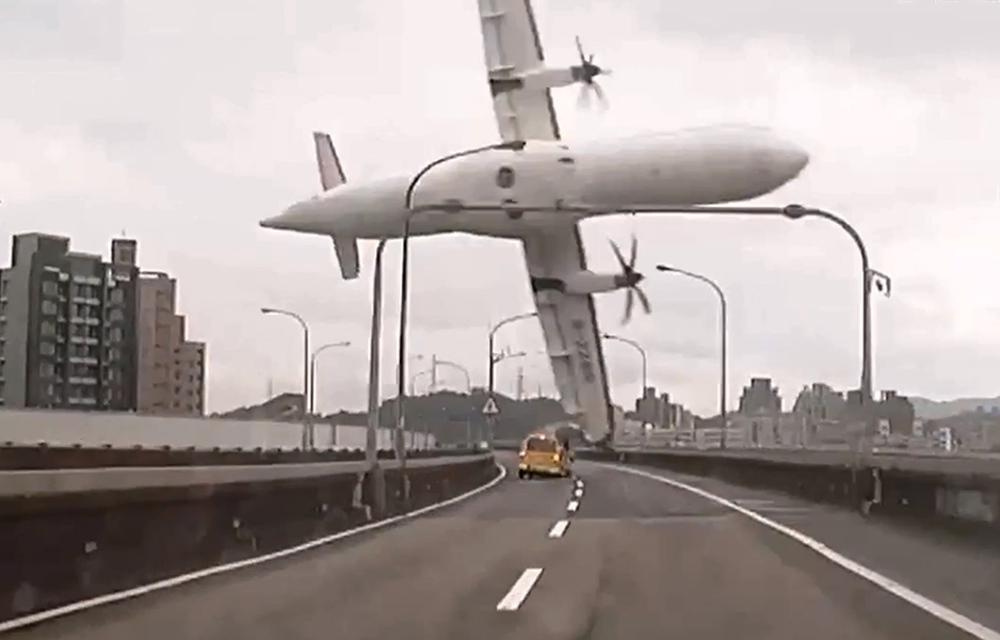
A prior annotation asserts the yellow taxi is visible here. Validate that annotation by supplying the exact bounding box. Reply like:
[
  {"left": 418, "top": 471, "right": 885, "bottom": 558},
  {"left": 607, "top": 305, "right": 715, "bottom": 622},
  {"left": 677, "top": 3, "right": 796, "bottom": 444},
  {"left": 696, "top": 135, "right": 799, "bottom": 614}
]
[{"left": 518, "top": 432, "right": 572, "bottom": 479}]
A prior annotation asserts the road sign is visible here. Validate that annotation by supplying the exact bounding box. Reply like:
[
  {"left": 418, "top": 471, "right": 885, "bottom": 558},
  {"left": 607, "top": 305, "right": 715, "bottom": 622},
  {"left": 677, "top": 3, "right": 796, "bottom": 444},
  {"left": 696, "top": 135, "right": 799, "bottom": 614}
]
[{"left": 482, "top": 396, "right": 500, "bottom": 416}]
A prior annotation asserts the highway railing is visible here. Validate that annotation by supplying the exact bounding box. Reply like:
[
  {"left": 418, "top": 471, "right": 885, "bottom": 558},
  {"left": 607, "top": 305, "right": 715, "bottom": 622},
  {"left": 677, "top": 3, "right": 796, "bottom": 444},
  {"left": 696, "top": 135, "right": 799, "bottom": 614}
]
[
  {"left": 0, "top": 447, "right": 498, "bottom": 625},
  {"left": 578, "top": 446, "right": 1000, "bottom": 536}
]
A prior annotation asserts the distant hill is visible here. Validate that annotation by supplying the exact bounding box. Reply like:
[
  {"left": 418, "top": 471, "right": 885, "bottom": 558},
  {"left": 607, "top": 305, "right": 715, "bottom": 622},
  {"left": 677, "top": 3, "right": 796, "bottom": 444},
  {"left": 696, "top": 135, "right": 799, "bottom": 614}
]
[{"left": 909, "top": 395, "right": 1000, "bottom": 420}]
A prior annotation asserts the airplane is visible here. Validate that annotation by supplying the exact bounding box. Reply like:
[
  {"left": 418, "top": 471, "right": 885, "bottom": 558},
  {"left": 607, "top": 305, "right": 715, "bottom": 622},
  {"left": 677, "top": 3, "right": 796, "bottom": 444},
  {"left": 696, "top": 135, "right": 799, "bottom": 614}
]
[{"left": 260, "top": 0, "right": 810, "bottom": 446}]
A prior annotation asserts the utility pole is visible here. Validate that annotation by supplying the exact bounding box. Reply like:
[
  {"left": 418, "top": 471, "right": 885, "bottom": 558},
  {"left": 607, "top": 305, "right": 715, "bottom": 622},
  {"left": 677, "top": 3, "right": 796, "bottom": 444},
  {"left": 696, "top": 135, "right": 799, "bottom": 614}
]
[
  {"left": 515, "top": 367, "right": 524, "bottom": 401},
  {"left": 430, "top": 354, "right": 438, "bottom": 392}
]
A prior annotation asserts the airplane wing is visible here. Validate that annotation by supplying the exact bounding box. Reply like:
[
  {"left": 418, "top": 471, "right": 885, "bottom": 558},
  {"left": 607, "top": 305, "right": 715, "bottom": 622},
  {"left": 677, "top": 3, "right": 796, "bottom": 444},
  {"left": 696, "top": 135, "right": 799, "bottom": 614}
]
[
  {"left": 521, "top": 228, "right": 616, "bottom": 444},
  {"left": 477, "top": 0, "right": 615, "bottom": 442},
  {"left": 477, "top": 0, "right": 561, "bottom": 142}
]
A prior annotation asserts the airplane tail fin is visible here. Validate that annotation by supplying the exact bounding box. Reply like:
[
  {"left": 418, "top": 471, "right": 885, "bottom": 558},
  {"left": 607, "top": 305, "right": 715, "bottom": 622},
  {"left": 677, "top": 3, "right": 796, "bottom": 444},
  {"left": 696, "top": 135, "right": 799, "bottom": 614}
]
[
  {"left": 313, "top": 131, "right": 347, "bottom": 190},
  {"left": 313, "top": 131, "right": 359, "bottom": 280}
]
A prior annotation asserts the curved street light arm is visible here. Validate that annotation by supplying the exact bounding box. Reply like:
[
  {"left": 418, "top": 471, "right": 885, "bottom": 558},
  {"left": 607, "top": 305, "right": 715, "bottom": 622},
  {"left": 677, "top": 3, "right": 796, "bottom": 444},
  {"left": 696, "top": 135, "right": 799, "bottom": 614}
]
[
  {"left": 655, "top": 264, "right": 728, "bottom": 448},
  {"left": 261, "top": 306, "right": 312, "bottom": 448},
  {"left": 395, "top": 142, "right": 526, "bottom": 473},
  {"left": 601, "top": 333, "right": 648, "bottom": 398}
]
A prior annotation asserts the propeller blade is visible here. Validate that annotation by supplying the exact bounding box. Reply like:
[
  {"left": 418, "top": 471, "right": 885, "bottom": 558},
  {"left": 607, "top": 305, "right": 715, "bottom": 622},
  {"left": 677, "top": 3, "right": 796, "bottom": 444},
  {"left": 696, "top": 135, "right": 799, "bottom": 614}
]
[
  {"left": 609, "top": 239, "right": 627, "bottom": 271},
  {"left": 628, "top": 233, "right": 638, "bottom": 270},
  {"left": 635, "top": 285, "right": 652, "bottom": 315},
  {"left": 592, "top": 81, "right": 609, "bottom": 110},
  {"left": 577, "top": 84, "right": 590, "bottom": 109},
  {"left": 575, "top": 35, "right": 585, "bottom": 61},
  {"left": 623, "top": 287, "right": 635, "bottom": 324}
]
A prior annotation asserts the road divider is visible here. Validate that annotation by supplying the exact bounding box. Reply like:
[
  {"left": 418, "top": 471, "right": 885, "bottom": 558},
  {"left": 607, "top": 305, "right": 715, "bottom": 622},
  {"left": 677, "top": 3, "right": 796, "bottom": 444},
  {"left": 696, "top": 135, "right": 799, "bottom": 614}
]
[
  {"left": 577, "top": 447, "right": 1000, "bottom": 534},
  {"left": 0, "top": 452, "right": 499, "bottom": 628}
]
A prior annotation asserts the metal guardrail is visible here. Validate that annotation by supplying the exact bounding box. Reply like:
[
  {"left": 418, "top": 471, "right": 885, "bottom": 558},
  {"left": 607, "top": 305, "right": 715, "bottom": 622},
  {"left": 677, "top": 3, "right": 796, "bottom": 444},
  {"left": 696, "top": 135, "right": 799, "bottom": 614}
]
[
  {"left": 0, "top": 453, "right": 493, "bottom": 497},
  {"left": 608, "top": 445, "right": 1000, "bottom": 477}
]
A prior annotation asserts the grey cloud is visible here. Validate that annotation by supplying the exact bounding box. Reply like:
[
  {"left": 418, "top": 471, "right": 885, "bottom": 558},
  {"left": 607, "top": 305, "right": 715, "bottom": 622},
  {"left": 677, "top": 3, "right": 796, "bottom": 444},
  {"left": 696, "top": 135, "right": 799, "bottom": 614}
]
[
  {"left": 0, "top": 0, "right": 123, "bottom": 61},
  {"left": 3, "top": 0, "right": 998, "bottom": 415},
  {"left": 556, "top": 0, "right": 1000, "bottom": 59}
]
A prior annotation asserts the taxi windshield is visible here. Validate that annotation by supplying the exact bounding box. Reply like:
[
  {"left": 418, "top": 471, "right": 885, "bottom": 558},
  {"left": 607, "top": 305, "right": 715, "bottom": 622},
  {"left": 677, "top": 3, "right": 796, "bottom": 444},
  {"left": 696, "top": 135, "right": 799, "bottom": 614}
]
[{"left": 525, "top": 436, "right": 558, "bottom": 452}]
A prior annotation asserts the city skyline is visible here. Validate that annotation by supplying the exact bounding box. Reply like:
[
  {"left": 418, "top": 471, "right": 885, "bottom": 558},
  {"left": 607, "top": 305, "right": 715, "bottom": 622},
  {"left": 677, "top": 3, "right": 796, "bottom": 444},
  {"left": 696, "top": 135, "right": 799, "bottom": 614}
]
[{"left": 2, "top": 0, "right": 998, "bottom": 415}]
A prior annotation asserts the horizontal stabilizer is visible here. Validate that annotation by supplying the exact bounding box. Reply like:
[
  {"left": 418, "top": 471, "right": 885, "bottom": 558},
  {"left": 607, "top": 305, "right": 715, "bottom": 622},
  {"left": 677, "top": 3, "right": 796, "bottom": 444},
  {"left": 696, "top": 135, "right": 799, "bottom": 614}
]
[
  {"left": 313, "top": 131, "right": 346, "bottom": 190},
  {"left": 332, "top": 235, "right": 360, "bottom": 280}
]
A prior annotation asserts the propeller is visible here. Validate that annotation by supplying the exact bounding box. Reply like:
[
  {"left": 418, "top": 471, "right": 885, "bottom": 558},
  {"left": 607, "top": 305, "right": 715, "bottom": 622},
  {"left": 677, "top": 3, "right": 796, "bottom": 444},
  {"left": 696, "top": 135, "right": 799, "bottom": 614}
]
[
  {"left": 609, "top": 234, "right": 651, "bottom": 325},
  {"left": 573, "top": 36, "right": 610, "bottom": 110}
]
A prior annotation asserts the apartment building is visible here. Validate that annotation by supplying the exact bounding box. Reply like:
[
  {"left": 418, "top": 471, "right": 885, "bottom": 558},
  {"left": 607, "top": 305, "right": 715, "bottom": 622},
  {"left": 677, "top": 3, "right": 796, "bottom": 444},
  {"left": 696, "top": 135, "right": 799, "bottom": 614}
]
[
  {"left": 737, "top": 377, "right": 783, "bottom": 415},
  {"left": 136, "top": 272, "right": 205, "bottom": 415},
  {"left": 0, "top": 233, "right": 139, "bottom": 410}
]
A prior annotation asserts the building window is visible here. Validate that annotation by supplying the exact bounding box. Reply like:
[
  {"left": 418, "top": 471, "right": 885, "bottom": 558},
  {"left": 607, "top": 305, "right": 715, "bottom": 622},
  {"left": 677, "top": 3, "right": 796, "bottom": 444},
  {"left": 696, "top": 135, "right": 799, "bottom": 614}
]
[
  {"left": 39, "top": 342, "right": 55, "bottom": 356},
  {"left": 42, "top": 281, "right": 58, "bottom": 296},
  {"left": 40, "top": 321, "right": 56, "bottom": 336},
  {"left": 110, "top": 289, "right": 124, "bottom": 304},
  {"left": 41, "top": 300, "right": 58, "bottom": 315}
]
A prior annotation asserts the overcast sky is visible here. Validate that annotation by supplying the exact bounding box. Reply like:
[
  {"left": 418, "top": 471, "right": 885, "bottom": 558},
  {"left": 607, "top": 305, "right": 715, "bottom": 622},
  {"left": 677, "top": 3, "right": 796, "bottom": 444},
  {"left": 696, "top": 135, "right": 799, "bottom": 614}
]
[{"left": 2, "top": 0, "right": 998, "bottom": 416}]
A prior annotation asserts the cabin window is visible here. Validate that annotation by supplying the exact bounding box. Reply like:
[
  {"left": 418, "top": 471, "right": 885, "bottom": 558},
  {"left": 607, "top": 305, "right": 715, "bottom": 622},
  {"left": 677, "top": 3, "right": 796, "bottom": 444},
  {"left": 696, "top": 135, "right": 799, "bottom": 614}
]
[{"left": 496, "top": 166, "right": 515, "bottom": 189}]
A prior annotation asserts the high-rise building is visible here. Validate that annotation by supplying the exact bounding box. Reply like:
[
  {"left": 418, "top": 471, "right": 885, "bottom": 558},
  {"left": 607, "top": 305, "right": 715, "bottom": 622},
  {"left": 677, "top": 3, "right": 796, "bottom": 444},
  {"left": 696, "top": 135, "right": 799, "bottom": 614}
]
[
  {"left": 737, "top": 377, "right": 782, "bottom": 415},
  {"left": 136, "top": 272, "right": 205, "bottom": 415},
  {"left": 0, "top": 233, "right": 139, "bottom": 410}
]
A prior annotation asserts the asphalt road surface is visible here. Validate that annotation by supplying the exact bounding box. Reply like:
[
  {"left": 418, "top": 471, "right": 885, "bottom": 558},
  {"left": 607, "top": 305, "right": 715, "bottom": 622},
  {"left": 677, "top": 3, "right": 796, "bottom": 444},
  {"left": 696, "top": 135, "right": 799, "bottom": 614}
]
[{"left": 12, "top": 454, "right": 1000, "bottom": 640}]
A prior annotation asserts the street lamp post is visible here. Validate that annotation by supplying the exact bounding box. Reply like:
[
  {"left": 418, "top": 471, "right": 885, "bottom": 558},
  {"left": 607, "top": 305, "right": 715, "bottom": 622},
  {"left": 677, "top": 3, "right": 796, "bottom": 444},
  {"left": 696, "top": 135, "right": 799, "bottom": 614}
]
[
  {"left": 488, "top": 312, "right": 538, "bottom": 398},
  {"left": 486, "top": 312, "right": 536, "bottom": 448},
  {"left": 261, "top": 307, "right": 311, "bottom": 449},
  {"left": 310, "top": 340, "right": 351, "bottom": 421},
  {"left": 407, "top": 201, "right": 886, "bottom": 457},
  {"left": 655, "top": 265, "right": 728, "bottom": 449},
  {"left": 395, "top": 141, "right": 527, "bottom": 484},
  {"left": 362, "top": 238, "right": 389, "bottom": 517},
  {"left": 603, "top": 333, "right": 648, "bottom": 446}
]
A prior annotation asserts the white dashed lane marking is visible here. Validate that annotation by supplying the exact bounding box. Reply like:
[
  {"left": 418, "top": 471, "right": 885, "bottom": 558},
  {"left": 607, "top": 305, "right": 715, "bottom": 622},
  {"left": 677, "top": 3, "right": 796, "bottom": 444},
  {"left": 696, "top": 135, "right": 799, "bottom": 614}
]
[
  {"left": 496, "top": 568, "right": 543, "bottom": 611},
  {"left": 567, "top": 499, "right": 579, "bottom": 513},
  {"left": 548, "top": 520, "right": 570, "bottom": 538}
]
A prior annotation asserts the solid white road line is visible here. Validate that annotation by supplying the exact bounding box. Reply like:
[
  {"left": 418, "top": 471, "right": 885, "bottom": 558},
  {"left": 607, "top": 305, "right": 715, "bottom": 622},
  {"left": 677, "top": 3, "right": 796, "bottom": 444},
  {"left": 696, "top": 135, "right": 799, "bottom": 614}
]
[
  {"left": 601, "top": 463, "right": 1000, "bottom": 640},
  {"left": 548, "top": 519, "right": 570, "bottom": 538},
  {"left": 567, "top": 499, "right": 579, "bottom": 512},
  {"left": 0, "top": 463, "right": 509, "bottom": 634},
  {"left": 496, "top": 568, "right": 543, "bottom": 611}
]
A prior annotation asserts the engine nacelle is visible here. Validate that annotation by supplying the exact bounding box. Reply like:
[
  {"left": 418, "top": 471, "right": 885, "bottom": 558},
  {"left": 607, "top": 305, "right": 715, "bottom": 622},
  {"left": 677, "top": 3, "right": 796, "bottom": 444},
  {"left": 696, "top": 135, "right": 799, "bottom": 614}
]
[{"left": 529, "top": 270, "right": 633, "bottom": 296}]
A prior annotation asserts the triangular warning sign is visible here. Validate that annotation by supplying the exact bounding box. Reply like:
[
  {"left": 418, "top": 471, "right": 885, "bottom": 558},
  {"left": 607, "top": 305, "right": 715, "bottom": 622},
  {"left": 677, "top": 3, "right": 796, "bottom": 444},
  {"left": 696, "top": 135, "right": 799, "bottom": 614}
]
[{"left": 482, "top": 396, "right": 500, "bottom": 415}]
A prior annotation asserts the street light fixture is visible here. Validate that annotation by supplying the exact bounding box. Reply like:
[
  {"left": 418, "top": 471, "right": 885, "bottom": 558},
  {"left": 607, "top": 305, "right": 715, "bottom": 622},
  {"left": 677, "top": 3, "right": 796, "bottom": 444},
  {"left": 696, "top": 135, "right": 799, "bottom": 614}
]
[
  {"left": 261, "top": 307, "right": 311, "bottom": 449},
  {"left": 602, "top": 333, "right": 648, "bottom": 447},
  {"left": 655, "top": 265, "right": 728, "bottom": 449},
  {"left": 394, "top": 141, "right": 527, "bottom": 479},
  {"left": 602, "top": 333, "right": 648, "bottom": 398},
  {"left": 488, "top": 312, "right": 538, "bottom": 401},
  {"left": 310, "top": 340, "right": 351, "bottom": 418},
  {"left": 404, "top": 201, "right": 887, "bottom": 458}
]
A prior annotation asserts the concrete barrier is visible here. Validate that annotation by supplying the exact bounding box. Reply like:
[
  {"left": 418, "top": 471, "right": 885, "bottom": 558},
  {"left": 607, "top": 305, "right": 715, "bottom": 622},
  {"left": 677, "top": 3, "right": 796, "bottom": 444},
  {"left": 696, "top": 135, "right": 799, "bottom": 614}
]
[
  {"left": 0, "top": 407, "right": 435, "bottom": 451},
  {"left": 579, "top": 448, "right": 1000, "bottom": 534},
  {"left": 0, "top": 452, "right": 498, "bottom": 624}
]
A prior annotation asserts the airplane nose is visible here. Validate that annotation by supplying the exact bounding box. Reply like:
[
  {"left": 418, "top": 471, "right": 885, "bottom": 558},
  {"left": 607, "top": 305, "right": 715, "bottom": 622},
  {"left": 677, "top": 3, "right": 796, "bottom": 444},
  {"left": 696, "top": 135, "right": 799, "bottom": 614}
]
[
  {"left": 259, "top": 214, "right": 284, "bottom": 229},
  {"left": 260, "top": 201, "right": 309, "bottom": 231},
  {"left": 775, "top": 139, "right": 810, "bottom": 178}
]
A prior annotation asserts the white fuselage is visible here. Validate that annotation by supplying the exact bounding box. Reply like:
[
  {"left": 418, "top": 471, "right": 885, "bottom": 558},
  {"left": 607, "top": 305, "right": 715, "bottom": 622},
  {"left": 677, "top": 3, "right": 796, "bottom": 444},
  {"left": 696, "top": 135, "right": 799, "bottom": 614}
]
[{"left": 261, "top": 124, "right": 809, "bottom": 240}]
